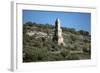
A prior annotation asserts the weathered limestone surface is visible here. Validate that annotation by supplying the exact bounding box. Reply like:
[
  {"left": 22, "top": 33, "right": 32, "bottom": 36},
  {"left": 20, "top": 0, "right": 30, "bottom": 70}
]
[{"left": 53, "top": 18, "right": 65, "bottom": 45}]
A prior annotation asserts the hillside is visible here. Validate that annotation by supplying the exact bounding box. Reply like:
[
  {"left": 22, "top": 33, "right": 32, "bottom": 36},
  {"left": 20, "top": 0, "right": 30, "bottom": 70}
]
[{"left": 23, "top": 22, "right": 91, "bottom": 62}]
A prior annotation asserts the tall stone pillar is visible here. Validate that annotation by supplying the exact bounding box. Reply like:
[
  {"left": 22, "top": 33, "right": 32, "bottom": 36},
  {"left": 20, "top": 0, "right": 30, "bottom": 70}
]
[{"left": 53, "top": 18, "right": 64, "bottom": 45}]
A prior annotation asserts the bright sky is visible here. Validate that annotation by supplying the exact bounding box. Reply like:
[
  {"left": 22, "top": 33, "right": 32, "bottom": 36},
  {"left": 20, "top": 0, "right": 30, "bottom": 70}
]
[{"left": 23, "top": 10, "right": 91, "bottom": 32}]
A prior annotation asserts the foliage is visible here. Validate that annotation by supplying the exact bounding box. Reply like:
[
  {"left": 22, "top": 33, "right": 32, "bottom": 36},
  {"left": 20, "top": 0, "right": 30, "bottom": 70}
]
[
  {"left": 23, "top": 22, "right": 91, "bottom": 62},
  {"left": 67, "top": 53, "right": 80, "bottom": 60},
  {"left": 78, "top": 30, "right": 89, "bottom": 36}
]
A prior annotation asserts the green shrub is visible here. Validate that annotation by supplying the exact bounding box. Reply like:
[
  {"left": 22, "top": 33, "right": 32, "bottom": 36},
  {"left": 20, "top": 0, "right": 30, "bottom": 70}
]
[
  {"left": 23, "top": 47, "right": 48, "bottom": 62},
  {"left": 67, "top": 54, "right": 80, "bottom": 60},
  {"left": 60, "top": 49, "right": 69, "bottom": 57},
  {"left": 46, "top": 53, "right": 64, "bottom": 61}
]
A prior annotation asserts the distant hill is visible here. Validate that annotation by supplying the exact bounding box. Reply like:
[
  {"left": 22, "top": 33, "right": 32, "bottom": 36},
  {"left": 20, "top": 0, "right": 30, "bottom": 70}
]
[{"left": 23, "top": 22, "right": 91, "bottom": 62}]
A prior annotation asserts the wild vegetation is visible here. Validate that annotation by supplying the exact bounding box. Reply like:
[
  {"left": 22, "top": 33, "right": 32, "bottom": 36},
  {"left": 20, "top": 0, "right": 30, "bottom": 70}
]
[{"left": 23, "top": 22, "right": 91, "bottom": 62}]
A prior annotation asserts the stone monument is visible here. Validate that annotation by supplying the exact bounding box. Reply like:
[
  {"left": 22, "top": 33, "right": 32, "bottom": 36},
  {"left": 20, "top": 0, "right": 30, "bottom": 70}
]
[{"left": 53, "top": 18, "right": 64, "bottom": 45}]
